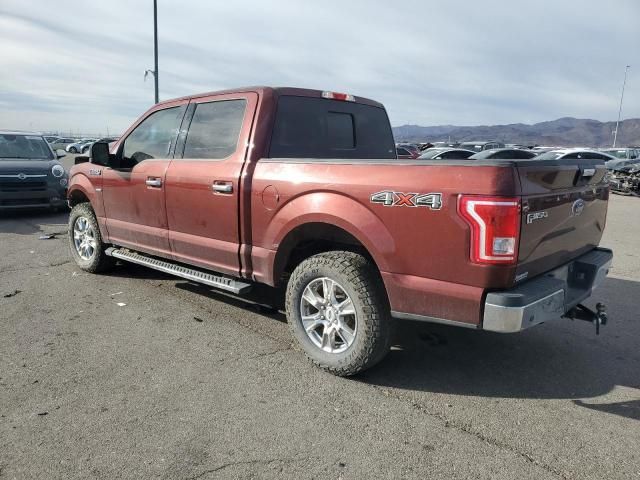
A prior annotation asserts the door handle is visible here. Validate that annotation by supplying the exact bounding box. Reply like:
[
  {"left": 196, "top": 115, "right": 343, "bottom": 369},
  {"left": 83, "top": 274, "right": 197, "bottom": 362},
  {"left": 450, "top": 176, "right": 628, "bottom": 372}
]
[
  {"left": 212, "top": 182, "right": 233, "bottom": 193},
  {"left": 145, "top": 177, "right": 162, "bottom": 187}
]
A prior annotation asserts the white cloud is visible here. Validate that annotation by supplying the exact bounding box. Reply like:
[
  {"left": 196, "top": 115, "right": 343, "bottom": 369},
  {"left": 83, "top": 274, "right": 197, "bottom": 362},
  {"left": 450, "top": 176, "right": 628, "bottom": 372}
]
[{"left": 0, "top": 0, "right": 638, "bottom": 134}]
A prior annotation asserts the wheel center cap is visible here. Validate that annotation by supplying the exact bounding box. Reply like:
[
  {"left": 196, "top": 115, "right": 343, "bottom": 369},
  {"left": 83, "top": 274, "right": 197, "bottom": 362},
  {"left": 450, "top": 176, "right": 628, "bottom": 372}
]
[{"left": 326, "top": 308, "right": 336, "bottom": 322}]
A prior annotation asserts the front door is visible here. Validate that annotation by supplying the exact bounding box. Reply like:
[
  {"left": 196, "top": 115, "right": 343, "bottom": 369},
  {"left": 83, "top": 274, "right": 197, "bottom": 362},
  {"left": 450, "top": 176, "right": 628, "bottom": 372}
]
[
  {"left": 164, "top": 92, "right": 258, "bottom": 276},
  {"left": 101, "top": 102, "right": 187, "bottom": 257}
]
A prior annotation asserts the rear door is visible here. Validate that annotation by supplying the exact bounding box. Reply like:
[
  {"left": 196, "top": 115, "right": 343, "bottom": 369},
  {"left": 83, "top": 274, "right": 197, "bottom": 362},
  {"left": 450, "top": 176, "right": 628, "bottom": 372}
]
[
  {"left": 164, "top": 92, "right": 257, "bottom": 276},
  {"left": 516, "top": 157, "right": 609, "bottom": 280},
  {"left": 101, "top": 102, "right": 187, "bottom": 257}
]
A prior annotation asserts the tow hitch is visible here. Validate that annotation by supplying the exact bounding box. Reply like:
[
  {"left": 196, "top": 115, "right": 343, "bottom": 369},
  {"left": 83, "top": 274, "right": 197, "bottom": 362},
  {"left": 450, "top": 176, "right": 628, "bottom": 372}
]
[{"left": 564, "top": 303, "right": 608, "bottom": 335}]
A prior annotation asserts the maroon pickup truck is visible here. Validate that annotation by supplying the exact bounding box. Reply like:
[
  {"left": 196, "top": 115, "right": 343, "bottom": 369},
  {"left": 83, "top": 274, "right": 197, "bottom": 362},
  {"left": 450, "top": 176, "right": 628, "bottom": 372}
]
[{"left": 67, "top": 87, "right": 612, "bottom": 375}]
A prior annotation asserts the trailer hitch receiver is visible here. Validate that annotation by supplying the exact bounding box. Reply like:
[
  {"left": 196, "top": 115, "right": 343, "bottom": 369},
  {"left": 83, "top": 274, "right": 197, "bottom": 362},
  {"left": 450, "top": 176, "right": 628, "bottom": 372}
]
[{"left": 564, "top": 303, "right": 608, "bottom": 335}]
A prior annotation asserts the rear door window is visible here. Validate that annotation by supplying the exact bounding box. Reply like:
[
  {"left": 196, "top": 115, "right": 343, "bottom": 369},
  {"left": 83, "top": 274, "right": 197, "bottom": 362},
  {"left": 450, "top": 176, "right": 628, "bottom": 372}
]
[
  {"left": 269, "top": 96, "right": 395, "bottom": 159},
  {"left": 181, "top": 99, "right": 247, "bottom": 159},
  {"left": 582, "top": 152, "right": 611, "bottom": 160}
]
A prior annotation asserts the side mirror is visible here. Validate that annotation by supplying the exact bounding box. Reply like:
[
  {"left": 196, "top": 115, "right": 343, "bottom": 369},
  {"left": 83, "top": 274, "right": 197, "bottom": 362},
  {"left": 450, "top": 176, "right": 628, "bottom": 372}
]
[
  {"left": 90, "top": 142, "right": 112, "bottom": 167},
  {"left": 56, "top": 149, "right": 66, "bottom": 159}
]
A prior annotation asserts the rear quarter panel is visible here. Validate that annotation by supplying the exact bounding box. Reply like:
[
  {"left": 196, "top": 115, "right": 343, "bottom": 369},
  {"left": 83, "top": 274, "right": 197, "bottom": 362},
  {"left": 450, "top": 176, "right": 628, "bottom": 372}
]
[{"left": 250, "top": 159, "right": 520, "bottom": 324}]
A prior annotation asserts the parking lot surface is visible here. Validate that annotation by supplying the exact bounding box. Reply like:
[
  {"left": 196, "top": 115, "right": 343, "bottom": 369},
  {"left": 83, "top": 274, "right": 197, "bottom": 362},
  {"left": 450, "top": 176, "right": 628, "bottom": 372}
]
[{"left": 1, "top": 190, "right": 639, "bottom": 479}]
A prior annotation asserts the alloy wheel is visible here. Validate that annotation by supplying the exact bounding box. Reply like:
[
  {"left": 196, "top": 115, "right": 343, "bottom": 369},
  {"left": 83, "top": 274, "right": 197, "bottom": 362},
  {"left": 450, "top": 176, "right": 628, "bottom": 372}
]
[
  {"left": 299, "top": 277, "right": 357, "bottom": 353},
  {"left": 73, "top": 216, "right": 97, "bottom": 260}
]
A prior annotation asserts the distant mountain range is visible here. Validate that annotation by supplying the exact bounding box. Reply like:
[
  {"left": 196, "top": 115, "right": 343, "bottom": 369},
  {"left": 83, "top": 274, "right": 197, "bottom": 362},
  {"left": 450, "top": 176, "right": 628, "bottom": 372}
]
[{"left": 392, "top": 117, "right": 640, "bottom": 147}]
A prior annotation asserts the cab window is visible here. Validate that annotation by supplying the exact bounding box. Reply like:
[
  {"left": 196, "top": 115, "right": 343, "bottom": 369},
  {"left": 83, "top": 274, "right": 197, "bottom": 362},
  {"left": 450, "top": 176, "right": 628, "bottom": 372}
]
[
  {"left": 180, "top": 99, "right": 246, "bottom": 159},
  {"left": 121, "top": 105, "right": 186, "bottom": 167}
]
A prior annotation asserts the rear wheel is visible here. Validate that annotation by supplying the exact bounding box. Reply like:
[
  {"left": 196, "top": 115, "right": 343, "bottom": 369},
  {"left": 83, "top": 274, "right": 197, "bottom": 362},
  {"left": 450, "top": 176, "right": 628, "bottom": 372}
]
[
  {"left": 68, "top": 202, "right": 114, "bottom": 273},
  {"left": 286, "top": 251, "right": 392, "bottom": 376}
]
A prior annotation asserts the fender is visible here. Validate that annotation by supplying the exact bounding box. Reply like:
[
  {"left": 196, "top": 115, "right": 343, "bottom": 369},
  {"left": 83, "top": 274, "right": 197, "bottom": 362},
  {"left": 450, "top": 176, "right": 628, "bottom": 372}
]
[
  {"left": 67, "top": 172, "right": 108, "bottom": 239},
  {"left": 256, "top": 191, "right": 396, "bottom": 284}
]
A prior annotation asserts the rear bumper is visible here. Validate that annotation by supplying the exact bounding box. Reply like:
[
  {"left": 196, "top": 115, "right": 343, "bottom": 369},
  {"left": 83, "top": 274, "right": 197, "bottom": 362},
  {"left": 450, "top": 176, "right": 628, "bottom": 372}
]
[{"left": 483, "top": 248, "right": 613, "bottom": 333}]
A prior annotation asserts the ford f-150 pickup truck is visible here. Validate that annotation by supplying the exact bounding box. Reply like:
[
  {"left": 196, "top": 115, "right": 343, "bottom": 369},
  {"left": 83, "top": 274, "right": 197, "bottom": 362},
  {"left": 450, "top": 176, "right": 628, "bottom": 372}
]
[{"left": 67, "top": 87, "right": 612, "bottom": 375}]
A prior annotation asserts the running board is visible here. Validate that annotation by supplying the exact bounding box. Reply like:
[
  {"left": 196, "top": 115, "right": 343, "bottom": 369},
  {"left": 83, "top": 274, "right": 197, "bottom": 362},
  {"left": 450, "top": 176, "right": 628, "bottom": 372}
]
[{"left": 105, "top": 247, "right": 251, "bottom": 295}]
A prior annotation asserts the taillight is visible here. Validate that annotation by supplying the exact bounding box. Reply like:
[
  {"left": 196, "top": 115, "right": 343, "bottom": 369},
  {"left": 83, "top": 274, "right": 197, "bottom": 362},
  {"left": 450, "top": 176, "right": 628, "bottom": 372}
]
[
  {"left": 322, "top": 91, "right": 355, "bottom": 102},
  {"left": 458, "top": 195, "right": 521, "bottom": 265}
]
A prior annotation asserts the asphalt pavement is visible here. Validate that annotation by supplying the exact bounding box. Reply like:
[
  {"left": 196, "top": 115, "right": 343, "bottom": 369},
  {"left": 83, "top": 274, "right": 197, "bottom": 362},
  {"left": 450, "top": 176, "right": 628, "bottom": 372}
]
[{"left": 0, "top": 188, "right": 638, "bottom": 479}]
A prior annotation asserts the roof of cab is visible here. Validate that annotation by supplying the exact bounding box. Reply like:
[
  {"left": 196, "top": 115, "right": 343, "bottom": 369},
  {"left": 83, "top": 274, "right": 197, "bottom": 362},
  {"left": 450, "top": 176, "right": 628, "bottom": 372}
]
[{"left": 155, "top": 86, "right": 385, "bottom": 109}]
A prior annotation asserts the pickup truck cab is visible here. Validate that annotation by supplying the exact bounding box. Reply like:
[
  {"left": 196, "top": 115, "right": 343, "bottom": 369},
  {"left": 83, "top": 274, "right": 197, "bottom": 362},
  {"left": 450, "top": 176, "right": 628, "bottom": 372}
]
[{"left": 67, "top": 87, "right": 612, "bottom": 375}]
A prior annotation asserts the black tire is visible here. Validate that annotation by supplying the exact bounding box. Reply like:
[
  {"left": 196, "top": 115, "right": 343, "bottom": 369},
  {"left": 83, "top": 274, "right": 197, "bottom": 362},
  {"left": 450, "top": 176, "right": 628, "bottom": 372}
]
[
  {"left": 68, "top": 202, "right": 115, "bottom": 273},
  {"left": 69, "top": 147, "right": 77, "bottom": 153},
  {"left": 286, "top": 251, "right": 392, "bottom": 376}
]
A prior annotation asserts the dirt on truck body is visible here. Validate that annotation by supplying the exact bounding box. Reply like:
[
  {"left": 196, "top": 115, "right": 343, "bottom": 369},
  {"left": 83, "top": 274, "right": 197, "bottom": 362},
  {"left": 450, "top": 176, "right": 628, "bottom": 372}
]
[{"left": 67, "top": 86, "right": 612, "bottom": 375}]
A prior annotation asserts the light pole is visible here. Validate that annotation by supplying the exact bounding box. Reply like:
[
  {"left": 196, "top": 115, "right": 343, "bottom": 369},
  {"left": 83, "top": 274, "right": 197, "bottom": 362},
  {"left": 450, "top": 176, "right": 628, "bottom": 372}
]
[
  {"left": 153, "top": 0, "right": 159, "bottom": 104},
  {"left": 613, "top": 65, "right": 630, "bottom": 148},
  {"left": 144, "top": 0, "right": 159, "bottom": 103}
]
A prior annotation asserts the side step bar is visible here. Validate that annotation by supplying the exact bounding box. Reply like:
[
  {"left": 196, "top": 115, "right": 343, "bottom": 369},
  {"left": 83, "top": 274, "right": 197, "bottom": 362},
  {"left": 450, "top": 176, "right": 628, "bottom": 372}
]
[{"left": 105, "top": 247, "right": 252, "bottom": 295}]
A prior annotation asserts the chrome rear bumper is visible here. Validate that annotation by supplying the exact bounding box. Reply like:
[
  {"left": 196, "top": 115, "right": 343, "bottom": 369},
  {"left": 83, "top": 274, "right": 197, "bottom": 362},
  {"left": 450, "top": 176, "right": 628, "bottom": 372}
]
[{"left": 483, "top": 248, "right": 613, "bottom": 333}]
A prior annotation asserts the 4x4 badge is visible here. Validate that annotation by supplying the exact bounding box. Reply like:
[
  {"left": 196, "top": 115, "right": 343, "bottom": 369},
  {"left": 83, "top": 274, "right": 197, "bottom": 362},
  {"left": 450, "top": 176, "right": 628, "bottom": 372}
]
[{"left": 370, "top": 191, "right": 442, "bottom": 210}]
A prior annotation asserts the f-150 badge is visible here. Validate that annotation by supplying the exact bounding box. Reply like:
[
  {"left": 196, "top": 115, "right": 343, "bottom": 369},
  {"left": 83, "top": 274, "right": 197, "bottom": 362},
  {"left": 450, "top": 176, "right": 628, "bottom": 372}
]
[
  {"left": 526, "top": 211, "right": 548, "bottom": 224},
  {"left": 370, "top": 191, "right": 442, "bottom": 210}
]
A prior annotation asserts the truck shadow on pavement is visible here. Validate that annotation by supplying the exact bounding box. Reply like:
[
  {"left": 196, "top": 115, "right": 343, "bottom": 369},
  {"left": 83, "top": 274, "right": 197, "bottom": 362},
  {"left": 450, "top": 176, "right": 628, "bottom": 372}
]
[
  {"left": 360, "top": 276, "right": 640, "bottom": 422},
  {"left": 104, "top": 262, "right": 288, "bottom": 323},
  {"left": 104, "top": 263, "right": 640, "bottom": 422}
]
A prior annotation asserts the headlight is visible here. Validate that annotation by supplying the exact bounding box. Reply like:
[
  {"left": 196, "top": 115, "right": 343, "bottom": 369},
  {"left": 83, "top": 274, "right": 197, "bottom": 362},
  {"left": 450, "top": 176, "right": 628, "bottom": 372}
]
[{"left": 52, "top": 164, "right": 65, "bottom": 178}]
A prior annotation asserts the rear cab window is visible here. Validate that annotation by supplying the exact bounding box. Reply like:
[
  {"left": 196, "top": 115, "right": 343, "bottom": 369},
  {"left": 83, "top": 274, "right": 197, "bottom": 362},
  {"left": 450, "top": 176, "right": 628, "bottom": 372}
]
[{"left": 269, "top": 96, "right": 395, "bottom": 159}]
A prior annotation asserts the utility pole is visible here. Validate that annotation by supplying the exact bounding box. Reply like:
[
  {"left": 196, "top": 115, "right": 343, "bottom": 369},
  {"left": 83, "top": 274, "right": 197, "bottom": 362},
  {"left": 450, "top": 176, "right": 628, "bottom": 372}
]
[
  {"left": 153, "top": 0, "right": 159, "bottom": 104},
  {"left": 613, "top": 65, "right": 630, "bottom": 147},
  {"left": 144, "top": 1, "right": 159, "bottom": 103}
]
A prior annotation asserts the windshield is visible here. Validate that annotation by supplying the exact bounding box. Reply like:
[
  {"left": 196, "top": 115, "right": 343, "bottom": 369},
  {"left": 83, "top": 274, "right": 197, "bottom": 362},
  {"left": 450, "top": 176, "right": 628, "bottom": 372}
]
[
  {"left": 603, "top": 149, "right": 628, "bottom": 159},
  {"left": 418, "top": 149, "right": 446, "bottom": 159},
  {"left": 0, "top": 134, "right": 54, "bottom": 159},
  {"left": 533, "top": 151, "right": 564, "bottom": 160},
  {"left": 460, "top": 144, "right": 483, "bottom": 152}
]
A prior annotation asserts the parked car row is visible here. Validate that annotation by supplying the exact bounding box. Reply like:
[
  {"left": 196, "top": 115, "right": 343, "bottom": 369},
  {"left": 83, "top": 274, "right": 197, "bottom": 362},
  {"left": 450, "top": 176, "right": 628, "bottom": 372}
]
[
  {"left": 397, "top": 144, "right": 618, "bottom": 162},
  {"left": 44, "top": 136, "right": 119, "bottom": 154}
]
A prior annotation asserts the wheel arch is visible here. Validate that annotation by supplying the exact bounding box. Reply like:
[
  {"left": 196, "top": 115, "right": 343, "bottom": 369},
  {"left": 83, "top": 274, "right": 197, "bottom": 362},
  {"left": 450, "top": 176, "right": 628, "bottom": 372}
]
[{"left": 265, "top": 192, "right": 396, "bottom": 287}]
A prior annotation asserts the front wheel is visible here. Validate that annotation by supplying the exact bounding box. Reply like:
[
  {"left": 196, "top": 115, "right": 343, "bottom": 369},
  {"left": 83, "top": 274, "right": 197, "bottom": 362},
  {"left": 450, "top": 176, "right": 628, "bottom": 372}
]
[
  {"left": 68, "top": 202, "right": 114, "bottom": 273},
  {"left": 286, "top": 251, "right": 392, "bottom": 376},
  {"left": 69, "top": 146, "right": 77, "bottom": 153}
]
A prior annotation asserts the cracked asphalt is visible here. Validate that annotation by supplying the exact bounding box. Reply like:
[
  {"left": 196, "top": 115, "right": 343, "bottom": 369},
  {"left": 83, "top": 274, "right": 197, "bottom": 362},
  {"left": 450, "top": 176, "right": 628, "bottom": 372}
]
[{"left": 1, "top": 190, "right": 639, "bottom": 479}]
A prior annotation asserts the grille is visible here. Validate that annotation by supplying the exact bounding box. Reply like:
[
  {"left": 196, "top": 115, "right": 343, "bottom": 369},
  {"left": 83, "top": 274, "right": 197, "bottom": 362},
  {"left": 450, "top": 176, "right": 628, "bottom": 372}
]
[
  {"left": 0, "top": 197, "right": 49, "bottom": 206},
  {"left": 0, "top": 181, "right": 48, "bottom": 192}
]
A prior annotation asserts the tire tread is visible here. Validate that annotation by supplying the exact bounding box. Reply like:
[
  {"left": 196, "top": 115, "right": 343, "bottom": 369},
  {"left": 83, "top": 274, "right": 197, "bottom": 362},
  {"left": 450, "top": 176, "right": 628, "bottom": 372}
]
[{"left": 286, "top": 251, "right": 392, "bottom": 376}]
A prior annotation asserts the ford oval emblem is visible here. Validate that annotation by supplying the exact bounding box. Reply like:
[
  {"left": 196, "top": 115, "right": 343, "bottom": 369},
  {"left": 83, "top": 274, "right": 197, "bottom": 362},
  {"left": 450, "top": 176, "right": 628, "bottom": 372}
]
[
  {"left": 17, "top": 173, "right": 27, "bottom": 180},
  {"left": 572, "top": 198, "right": 585, "bottom": 216}
]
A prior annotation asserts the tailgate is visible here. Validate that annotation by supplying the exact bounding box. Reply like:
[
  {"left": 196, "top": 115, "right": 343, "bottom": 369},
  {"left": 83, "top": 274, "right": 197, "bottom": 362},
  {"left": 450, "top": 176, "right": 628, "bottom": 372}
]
[{"left": 516, "top": 159, "right": 609, "bottom": 280}]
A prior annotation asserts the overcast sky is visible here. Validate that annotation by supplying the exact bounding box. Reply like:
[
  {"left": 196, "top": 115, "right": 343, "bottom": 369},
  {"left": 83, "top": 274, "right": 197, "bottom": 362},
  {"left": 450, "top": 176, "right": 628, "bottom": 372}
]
[{"left": 1, "top": 0, "right": 638, "bottom": 135}]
